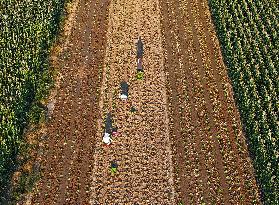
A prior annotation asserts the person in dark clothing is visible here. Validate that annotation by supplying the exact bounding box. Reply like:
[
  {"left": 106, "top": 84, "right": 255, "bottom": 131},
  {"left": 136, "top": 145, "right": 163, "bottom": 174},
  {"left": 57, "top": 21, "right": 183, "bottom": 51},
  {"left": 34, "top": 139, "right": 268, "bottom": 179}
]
[
  {"left": 120, "top": 81, "right": 129, "bottom": 100},
  {"left": 105, "top": 112, "right": 113, "bottom": 134},
  {"left": 103, "top": 112, "right": 113, "bottom": 145},
  {"left": 110, "top": 160, "right": 118, "bottom": 175},
  {"left": 136, "top": 37, "right": 144, "bottom": 79}
]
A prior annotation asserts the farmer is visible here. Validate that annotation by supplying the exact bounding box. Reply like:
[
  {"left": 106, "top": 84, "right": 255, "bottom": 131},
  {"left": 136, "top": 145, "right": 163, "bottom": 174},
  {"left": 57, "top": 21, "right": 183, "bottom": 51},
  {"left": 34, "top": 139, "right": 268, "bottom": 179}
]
[
  {"left": 120, "top": 81, "right": 129, "bottom": 100},
  {"left": 136, "top": 36, "right": 144, "bottom": 80},
  {"left": 103, "top": 112, "right": 113, "bottom": 145},
  {"left": 110, "top": 160, "right": 118, "bottom": 175}
]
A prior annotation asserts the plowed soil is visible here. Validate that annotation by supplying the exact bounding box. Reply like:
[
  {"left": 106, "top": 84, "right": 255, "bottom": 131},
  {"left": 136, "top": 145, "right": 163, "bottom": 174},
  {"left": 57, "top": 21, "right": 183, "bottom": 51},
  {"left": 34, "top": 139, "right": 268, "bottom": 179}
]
[
  {"left": 25, "top": 0, "right": 261, "bottom": 204},
  {"left": 30, "top": 0, "right": 110, "bottom": 204},
  {"left": 159, "top": 0, "right": 261, "bottom": 204}
]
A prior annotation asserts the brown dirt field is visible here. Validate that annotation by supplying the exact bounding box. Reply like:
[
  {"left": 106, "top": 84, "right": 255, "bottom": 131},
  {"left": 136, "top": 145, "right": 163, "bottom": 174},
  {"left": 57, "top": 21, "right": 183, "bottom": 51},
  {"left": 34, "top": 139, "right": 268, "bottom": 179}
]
[
  {"left": 159, "top": 0, "right": 261, "bottom": 204},
  {"left": 23, "top": 0, "right": 262, "bottom": 204},
  {"left": 29, "top": 0, "right": 110, "bottom": 204}
]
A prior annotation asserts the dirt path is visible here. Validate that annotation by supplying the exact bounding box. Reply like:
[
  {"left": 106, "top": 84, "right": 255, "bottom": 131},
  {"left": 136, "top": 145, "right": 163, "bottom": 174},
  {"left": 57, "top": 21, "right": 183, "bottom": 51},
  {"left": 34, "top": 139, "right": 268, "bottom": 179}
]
[{"left": 89, "top": 0, "right": 177, "bottom": 203}]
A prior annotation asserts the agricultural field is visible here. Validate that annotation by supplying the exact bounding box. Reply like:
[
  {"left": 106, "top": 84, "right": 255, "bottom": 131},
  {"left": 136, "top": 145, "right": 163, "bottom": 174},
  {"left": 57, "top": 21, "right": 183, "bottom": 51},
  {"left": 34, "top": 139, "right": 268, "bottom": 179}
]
[
  {"left": 0, "top": 0, "right": 277, "bottom": 204},
  {"left": 160, "top": 0, "right": 266, "bottom": 203},
  {"left": 0, "top": 0, "right": 67, "bottom": 199},
  {"left": 209, "top": 0, "right": 278, "bottom": 203}
]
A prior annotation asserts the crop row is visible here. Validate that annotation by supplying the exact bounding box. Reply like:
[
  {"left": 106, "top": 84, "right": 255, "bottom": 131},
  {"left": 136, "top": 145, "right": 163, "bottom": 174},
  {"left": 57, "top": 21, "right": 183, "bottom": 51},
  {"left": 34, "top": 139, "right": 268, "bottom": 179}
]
[
  {"left": 0, "top": 0, "right": 67, "bottom": 189},
  {"left": 208, "top": 0, "right": 278, "bottom": 204}
]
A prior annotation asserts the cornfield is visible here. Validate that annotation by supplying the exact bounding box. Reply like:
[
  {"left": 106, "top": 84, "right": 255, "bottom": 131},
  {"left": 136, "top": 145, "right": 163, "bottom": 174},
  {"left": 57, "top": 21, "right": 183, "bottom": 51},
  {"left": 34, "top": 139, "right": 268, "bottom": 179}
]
[
  {"left": 209, "top": 0, "right": 278, "bottom": 204},
  {"left": 0, "top": 0, "right": 67, "bottom": 185}
]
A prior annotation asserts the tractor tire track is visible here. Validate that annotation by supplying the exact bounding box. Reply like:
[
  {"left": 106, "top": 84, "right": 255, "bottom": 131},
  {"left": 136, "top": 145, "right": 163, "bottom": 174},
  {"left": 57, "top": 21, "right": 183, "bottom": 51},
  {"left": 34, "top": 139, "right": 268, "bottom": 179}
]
[
  {"left": 77, "top": 1, "right": 110, "bottom": 204},
  {"left": 161, "top": 0, "right": 228, "bottom": 203}
]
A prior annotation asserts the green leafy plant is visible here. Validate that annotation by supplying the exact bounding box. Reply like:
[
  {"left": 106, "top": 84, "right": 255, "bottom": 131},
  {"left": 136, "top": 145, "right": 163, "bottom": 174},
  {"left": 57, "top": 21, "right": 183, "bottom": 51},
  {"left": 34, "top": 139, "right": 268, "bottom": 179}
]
[
  {"left": 0, "top": 0, "right": 69, "bottom": 202},
  {"left": 136, "top": 71, "right": 144, "bottom": 80},
  {"left": 209, "top": 0, "right": 278, "bottom": 204}
]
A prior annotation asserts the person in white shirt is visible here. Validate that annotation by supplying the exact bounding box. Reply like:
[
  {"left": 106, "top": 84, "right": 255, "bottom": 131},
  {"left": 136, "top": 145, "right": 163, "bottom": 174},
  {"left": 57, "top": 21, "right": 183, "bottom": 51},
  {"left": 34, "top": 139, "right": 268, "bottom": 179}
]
[{"left": 103, "top": 112, "right": 113, "bottom": 145}]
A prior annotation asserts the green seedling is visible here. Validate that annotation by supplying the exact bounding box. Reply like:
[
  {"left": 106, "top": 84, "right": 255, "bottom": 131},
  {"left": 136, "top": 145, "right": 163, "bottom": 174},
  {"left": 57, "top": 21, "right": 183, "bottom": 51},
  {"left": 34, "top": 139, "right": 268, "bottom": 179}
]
[
  {"left": 112, "top": 101, "right": 117, "bottom": 109},
  {"left": 110, "top": 167, "right": 117, "bottom": 174},
  {"left": 136, "top": 71, "right": 144, "bottom": 80}
]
